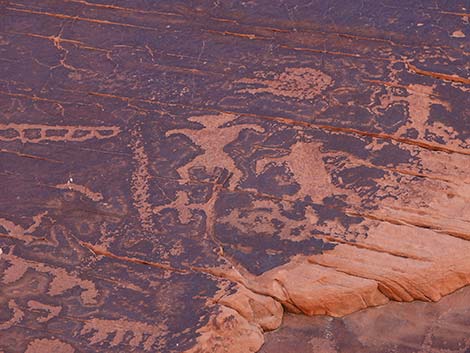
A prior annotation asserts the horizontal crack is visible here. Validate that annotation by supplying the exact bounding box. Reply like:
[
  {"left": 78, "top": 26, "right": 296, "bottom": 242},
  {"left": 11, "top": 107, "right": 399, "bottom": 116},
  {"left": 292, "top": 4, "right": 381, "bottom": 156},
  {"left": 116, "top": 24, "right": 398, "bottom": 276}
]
[
  {"left": 63, "top": 0, "right": 182, "bottom": 18},
  {"left": 6, "top": 6, "right": 161, "bottom": 31},
  {"left": 279, "top": 44, "right": 395, "bottom": 62},
  {"left": 7, "top": 31, "right": 110, "bottom": 52},
  {"left": 0, "top": 90, "right": 88, "bottom": 106},
  {"left": 314, "top": 124, "right": 470, "bottom": 156},
  {"left": 307, "top": 258, "right": 381, "bottom": 282},
  {"left": 320, "top": 235, "right": 429, "bottom": 261},
  {"left": 347, "top": 210, "right": 470, "bottom": 242},
  {"left": 205, "top": 29, "right": 273, "bottom": 40},
  {"left": 407, "top": 62, "right": 470, "bottom": 85},
  {"left": 79, "top": 241, "right": 188, "bottom": 273},
  {"left": 0, "top": 148, "right": 63, "bottom": 164}
]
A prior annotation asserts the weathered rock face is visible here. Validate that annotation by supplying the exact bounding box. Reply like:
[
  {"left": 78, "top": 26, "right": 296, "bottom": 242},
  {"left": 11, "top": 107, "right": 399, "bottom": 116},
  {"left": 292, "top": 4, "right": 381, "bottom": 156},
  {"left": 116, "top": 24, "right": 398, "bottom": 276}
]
[
  {"left": 0, "top": 1, "right": 469, "bottom": 352},
  {"left": 260, "top": 285, "right": 470, "bottom": 353}
]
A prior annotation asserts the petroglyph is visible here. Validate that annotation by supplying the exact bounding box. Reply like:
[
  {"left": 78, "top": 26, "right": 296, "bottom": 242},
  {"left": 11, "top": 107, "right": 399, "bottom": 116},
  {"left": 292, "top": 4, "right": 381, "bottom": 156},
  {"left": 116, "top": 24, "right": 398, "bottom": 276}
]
[
  {"left": 0, "top": 123, "right": 120, "bottom": 143},
  {"left": 130, "top": 128, "right": 155, "bottom": 232},
  {"left": 236, "top": 68, "right": 333, "bottom": 100},
  {"left": 81, "top": 318, "right": 168, "bottom": 351},
  {"left": 27, "top": 300, "right": 62, "bottom": 323},
  {"left": 165, "top": 113, "right": 264, "bottom": 188},
  {"left": 370, "top": 83, "right": 470, "bottom": 149},
  {"left": 0, "top": 300, "right": 24, "bottom": 330},
  {"left": 2, "top": 254, "right": 98, "bottom": 305},
  {"left": 255, "top": 141, "right": 336, "bottom": 202},
  {"left": 153, "top": 190, "right": 199, "bottom": 224},
  {"left": 55, "top": 182, "right": 104, "bottom": 201},
  {"left": 0, "top": 212, "right": 48, "bottom": 243},
  {"left": 2, "top": 2, "right": 470, "bottom": 353}
]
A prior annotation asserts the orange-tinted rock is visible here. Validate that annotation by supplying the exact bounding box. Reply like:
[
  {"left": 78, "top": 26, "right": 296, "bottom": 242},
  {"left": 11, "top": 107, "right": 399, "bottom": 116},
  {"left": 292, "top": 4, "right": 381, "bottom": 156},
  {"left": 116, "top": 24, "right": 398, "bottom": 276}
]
[
  {"left": 187, "top": 306, "right": 264, "bottom": 353},
  {"left": 218, "top": 285, "right": 283, "bottom": 331},
  {"left": 250, "top": 260, "right": 389, "bottom": 317}
]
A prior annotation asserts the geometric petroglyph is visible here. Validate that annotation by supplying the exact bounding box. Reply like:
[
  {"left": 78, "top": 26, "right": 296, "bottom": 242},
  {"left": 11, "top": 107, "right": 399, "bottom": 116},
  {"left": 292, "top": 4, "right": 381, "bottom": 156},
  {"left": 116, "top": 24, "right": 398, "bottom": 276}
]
[
  {"left": 80, "top": 318, "right": 168, "bottom": 351},
  {"left": 0, "top": 123, "right": 120, "bottom": 143}
]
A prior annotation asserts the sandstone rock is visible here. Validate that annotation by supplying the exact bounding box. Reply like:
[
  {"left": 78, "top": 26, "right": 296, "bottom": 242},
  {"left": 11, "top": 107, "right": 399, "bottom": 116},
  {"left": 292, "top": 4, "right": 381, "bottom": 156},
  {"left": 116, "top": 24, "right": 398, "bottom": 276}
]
[
  {"left": 218, "top": 285, "right": 283, "bottom": 331},
  {"left": 251, "top": 260, "right": 389, "bottom": 317},
  {"left": 187, "top": 306, "right": 264, "bottom": 353}
]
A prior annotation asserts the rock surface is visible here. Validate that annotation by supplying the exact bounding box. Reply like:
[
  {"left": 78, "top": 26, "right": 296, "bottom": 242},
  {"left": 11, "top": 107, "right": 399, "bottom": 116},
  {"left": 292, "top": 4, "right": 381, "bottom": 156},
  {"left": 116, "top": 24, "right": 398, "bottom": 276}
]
[
  {"left": 0, "top": 1, "right": 469, "bottom": 352},
  {"left": 260, "top": 285, "right": 470, "bottom": 353}
]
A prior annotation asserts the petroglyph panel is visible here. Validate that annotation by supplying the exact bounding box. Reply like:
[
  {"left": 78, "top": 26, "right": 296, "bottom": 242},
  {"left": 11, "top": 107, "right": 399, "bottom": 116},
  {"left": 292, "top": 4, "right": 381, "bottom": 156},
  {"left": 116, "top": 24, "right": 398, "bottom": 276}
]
[{"left": 1, "top": 1, "right": 470, "bottom": 353}]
